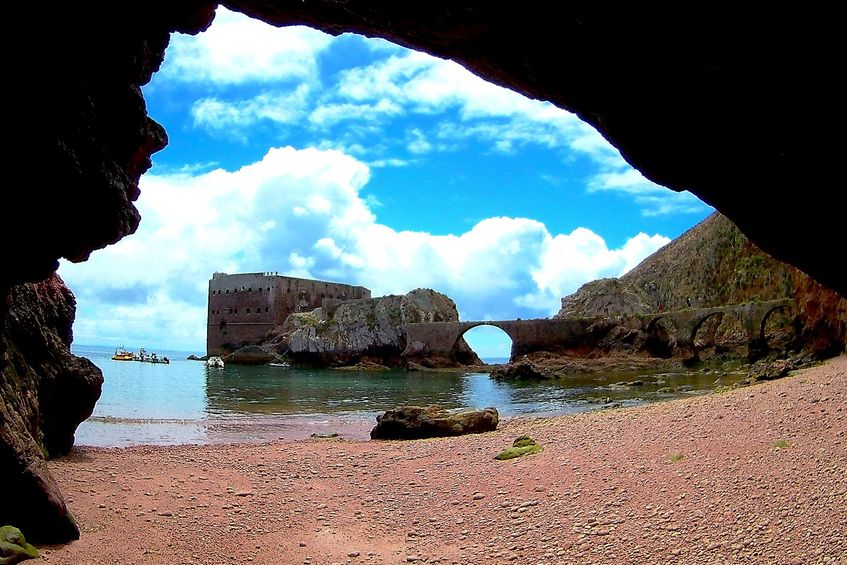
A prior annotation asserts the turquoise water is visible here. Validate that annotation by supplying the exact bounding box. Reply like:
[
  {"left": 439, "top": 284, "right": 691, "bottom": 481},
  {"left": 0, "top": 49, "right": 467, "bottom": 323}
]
[{"left": 72, "top": 344, "right": 744, "bottom": 446}]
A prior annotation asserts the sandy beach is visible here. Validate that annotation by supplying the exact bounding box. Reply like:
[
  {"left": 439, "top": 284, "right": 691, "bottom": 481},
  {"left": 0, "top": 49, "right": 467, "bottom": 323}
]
[{"left": 40, "top": 356, "right": 847, "bottom": 564}]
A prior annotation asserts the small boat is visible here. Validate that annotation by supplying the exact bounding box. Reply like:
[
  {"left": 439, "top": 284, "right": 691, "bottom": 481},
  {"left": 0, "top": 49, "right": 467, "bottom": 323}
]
[
  {"left": 112, "top": 346, "right": 134, "bottom": 361},
  {"left": 269, "top": 362, "right": 289, "bottom": 368},
  {"left": 134, "top": 347, "right": 170, "bottom": 364},
  {"left": 206, "top": 356, "right": 225, "bottom": 368}
]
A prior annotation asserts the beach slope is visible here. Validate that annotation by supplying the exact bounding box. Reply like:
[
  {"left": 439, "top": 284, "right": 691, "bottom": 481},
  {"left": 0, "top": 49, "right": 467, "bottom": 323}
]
[{"left": 43, "top": 356, "right": 846, "bottom": 563}]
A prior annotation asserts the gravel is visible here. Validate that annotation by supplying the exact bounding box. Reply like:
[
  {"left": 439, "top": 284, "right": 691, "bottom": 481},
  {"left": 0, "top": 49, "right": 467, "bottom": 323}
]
[{"left": 42, "top": 356, "right": 847, "bottom": 564}]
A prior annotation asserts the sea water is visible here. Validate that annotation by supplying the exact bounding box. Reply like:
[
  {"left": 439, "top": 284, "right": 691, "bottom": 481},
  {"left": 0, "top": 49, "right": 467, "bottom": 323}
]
[{"left": 72, "top": 344, "right": 745, "bottom": 446}]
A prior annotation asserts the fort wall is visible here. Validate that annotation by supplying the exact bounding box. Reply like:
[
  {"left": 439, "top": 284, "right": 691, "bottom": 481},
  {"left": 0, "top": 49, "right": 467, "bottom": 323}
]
[{"left": 207, "top": 272, "right": 370, "bottom": 355}]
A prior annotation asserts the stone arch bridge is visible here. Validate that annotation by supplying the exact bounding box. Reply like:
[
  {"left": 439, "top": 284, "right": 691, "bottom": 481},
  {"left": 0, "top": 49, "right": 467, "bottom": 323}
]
[{"left": 404, "top": 299, "right": 792, "bottom": 361}]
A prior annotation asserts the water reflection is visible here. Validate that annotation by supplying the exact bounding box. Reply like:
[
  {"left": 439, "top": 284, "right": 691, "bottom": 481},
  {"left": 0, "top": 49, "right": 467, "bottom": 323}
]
[
  {"left": 72, "top": 344, "right": 747, "bottom": 446},
  {"left": 204, "top": 365, "right": 468, "bottom": 416}
]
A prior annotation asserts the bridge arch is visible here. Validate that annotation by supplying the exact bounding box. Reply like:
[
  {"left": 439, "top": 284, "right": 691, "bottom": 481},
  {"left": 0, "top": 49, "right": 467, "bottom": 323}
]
[
  {"left": 690, "top": 311, "right": 725, "bottom": 346},
  {"left": 644, "top": 315, "right": 676, "bottom": 358},
  {"left": 457, "top": 323, "right": 514, "bottom": 363},
  {"left": 759, "top": 303, "right": 791, "bottom": 341}
]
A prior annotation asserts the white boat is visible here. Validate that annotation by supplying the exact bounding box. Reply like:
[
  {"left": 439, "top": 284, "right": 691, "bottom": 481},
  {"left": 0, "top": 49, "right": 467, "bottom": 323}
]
[
  {"left": 206, "top": 356, "right": 225, "bottom": 368},
  {"left": 269, "top": 362, "right": 289, "bottom": 368}
]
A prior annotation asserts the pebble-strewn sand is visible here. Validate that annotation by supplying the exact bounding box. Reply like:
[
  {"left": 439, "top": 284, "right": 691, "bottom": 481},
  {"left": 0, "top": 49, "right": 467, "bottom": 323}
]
[{"left": 42, "top": 356, "right": 847, "bottom": 564}]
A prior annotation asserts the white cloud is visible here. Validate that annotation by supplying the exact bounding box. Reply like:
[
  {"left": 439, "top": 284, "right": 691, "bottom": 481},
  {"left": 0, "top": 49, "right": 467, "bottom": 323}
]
[
  {"left": 308, "top": 99, "right": 402, "bottom": 127},
  {"left": 588, "top": 165, "right": 709, "bottom": 217},
  {"left": 406, "top": 128, "right": 432, "bottom": 154},
  {"left": 321, "top": 49, "right": 710, "bottom": 216},
  {"left": 61, "top": 147, "right": 670, "bottom": 351},
  {"left": 159, "top": 8, "right": 333, "bottom": 85},
  {"left": 155, "top": 10, "right": 708, "bottom": 219},
  {"left": 191, "top": 85, "right": 312, "bottom": 131}
]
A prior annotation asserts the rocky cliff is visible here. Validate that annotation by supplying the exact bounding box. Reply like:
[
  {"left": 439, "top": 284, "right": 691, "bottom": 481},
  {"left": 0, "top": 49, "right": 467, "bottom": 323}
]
[
  {"left": 559, "top": 212, "right": 846, "bottom": 357},
  {"left": 0, "top": 275, "right": 103, "bottom": 542},
  {"left": 267, "top": 289, "right": 480, "bottom": 367}
]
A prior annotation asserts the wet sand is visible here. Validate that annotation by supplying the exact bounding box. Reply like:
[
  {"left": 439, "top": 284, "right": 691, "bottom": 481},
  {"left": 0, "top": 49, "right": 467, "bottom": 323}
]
[{"left": 42, "top": 356, "right": 847, "bottom": 564}]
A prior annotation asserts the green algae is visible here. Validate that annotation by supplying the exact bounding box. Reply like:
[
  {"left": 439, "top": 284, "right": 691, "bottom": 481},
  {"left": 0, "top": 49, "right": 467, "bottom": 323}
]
[
  {"left": 495, "top": 435, "right": 543, "bottom": 460},
  {"left": 0, "top": 525, "right": 39, "bottom": 564}
]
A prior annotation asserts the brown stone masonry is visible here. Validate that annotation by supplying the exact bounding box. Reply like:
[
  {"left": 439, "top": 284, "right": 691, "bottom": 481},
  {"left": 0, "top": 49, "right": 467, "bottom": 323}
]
[{"left": 206, "top": 272, "right": 370, "bottom": 355}]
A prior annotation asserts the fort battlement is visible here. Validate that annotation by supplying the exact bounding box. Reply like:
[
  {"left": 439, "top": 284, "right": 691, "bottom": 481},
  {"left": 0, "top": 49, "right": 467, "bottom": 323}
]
[{"left": 206, "top": 272, "right": 370, "bottom": 355}]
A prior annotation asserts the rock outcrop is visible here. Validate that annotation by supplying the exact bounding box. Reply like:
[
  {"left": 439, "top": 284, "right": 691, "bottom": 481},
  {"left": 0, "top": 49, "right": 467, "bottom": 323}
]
[
  {"left": 370, "top": 405, "right": 499, "bottom": 440},
  {"left": 223, "top": 345, "right": 275, "bottom": 365},
  {"left": 559, "top": 213, "right": 846, "bottom": 357},
  {"left": 558, "top": 278, "right": 654, "bottom": 318},
  {"left": 0, "top": 275, "right": 103, "bottom": 542},
  {"left": 268, "top": 288, "right": 480, "bottom": 367}
]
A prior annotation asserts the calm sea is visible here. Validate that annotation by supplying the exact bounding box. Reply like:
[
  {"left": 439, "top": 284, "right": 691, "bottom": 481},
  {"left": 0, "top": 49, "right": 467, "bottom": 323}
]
[{"left": 72, "top": 344, "right": 744, "bottom": 447}]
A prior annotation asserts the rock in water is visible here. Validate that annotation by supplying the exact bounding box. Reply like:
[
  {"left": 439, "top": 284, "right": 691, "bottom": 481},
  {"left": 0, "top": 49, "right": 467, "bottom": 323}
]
[
  {"left": 272, "top": 288, "right": 480, "bottom": 367},
  {"left": 490, "top": 359, "right": 549, "bottom": 380},
  {"left": 0, "top": 525, "right": 39, "bottom": 563},
  {"left": 224, "top": 345, "right": 275, "bottom": 365},
  {"left": 370, "top": 405, "right": 499, "bottom": 440}
]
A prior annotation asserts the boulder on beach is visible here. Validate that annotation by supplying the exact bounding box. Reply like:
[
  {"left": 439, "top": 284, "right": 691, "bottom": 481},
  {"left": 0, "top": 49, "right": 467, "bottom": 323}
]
[{"left": 370, "top": 405, "right": 498, "bottom": 440}]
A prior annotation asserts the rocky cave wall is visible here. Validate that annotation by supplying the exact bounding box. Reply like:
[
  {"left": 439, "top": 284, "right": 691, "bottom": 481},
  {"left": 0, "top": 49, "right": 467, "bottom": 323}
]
[
  {"left": 0, "top": 275, "right": 103, "bottom": 541},
  {"left": 1, "top": 1, "right": 844, "bottom": 542}
]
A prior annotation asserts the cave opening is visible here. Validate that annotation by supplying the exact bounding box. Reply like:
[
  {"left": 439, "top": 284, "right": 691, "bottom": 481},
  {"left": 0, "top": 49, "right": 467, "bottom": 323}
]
[{"left": 57, "top": 6, "right": 710, "bottom": 355}]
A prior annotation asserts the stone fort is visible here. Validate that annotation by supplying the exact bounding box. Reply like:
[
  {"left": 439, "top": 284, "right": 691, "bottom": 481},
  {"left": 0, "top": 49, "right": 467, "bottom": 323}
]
[{"left": 207, "top": 272, "right": 370, "bottom": 355}]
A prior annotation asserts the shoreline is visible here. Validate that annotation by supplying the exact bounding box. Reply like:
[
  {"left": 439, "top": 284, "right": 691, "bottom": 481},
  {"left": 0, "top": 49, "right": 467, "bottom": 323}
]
[
  {"left": 43, "top": 355, "right": 847, "bottom": 563},
  {"left": 74, "top": 356, "right": 757, "bottom": 449}
]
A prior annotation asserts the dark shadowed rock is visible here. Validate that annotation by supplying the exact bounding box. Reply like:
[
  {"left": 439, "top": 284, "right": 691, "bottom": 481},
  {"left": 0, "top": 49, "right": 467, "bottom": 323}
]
[
  {"left": 0, "top": 274, "right": 102, "bottom": 542},
  {"left": 370, "top": 405, "right": 499, "bottom": 440}
]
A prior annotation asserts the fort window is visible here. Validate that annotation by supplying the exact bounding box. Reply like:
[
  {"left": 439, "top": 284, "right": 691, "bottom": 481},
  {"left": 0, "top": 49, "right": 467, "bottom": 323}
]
[
  {"left": 219, "top": 320, "right": 227, "bottom": 332},
  {"left": 265, "top": 307, "right": 269, "bottom": 312},
  {"left": 249, "top": 287, "right": 252, "bottom": 292},
  {"left": 246, "top": 308, "right": 251, "bottom": 313},
  {"left": 267, "top": 286, "right": 271, "bottom": 291},
  {"left": 225, "top": 289, "right": 229, "bottom": 294}
]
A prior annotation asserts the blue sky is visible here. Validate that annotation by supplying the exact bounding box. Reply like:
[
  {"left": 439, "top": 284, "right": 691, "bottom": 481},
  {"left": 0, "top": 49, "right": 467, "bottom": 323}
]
[{"left": 59, "top": 8, "right": 711, "bottom": 358}]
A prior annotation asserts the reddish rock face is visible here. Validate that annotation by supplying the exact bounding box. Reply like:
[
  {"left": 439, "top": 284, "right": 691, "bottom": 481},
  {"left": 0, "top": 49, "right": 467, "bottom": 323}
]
[{"left": 0, "top": 275, "right": 103, "bottom": 542}]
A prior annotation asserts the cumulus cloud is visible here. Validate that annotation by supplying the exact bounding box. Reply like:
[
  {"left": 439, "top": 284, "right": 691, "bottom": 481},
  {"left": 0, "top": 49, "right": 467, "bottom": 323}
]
[
  {"left": 154, "top": 8, "right": 708, "bottom": 218},
  {"left": 159, "top": 8, "right": 333, "bottom": 84},
  {"left": 319, "top": 49, "right": 710, "bottom": 216},
  {"left": 61, "top": 147, "right": 669, "bottom": 351}
]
